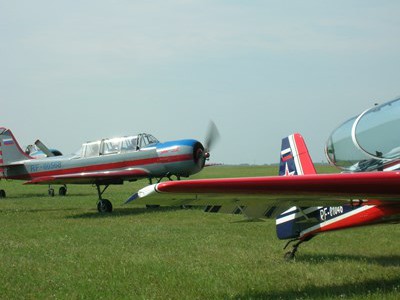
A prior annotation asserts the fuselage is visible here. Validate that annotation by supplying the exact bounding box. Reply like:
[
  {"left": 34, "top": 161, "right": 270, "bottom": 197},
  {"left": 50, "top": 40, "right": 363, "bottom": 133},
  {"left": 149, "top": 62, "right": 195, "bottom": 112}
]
[{"left": 2, "top": 138, "right": 205, "bottom": 183}]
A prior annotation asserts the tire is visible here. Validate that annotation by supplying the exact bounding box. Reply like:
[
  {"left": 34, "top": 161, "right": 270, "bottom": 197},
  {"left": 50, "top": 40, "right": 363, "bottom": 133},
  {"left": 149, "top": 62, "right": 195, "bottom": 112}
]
[
  {"left": 0, "top": 190, "right": 6, "bottom": 198},
  {"left": 284, "top": 251, "right": 295, "bottom": 261},
  {"left": 97, "top": 199, "right": 113, "bottom": 213},
  {"left": 59, "top": 186, "right": 67, "bottom": 196}
]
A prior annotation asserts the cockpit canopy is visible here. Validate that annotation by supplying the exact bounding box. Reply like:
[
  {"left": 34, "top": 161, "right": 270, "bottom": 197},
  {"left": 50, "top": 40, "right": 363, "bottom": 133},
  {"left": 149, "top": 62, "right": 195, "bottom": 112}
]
[
  {"left": 326, "top": 97, "right": 400, "bottom": 172},
  {"left": 76, "top": 133, "right": 159, "bottom": 158}
]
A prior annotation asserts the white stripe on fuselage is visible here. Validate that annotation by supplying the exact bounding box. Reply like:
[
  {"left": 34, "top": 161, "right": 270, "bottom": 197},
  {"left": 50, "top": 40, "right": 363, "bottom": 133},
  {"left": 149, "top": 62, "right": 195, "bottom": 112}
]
[
  {"left": 384, "top": 164, "right": 400, "bottom": 171},
  {"left": 288, "top": 135, "right": 303, "bottom": 175},
  {"left": 276, "top": 206, "right": 322, "bottom": 225},
  {"left": 299, "top": 205, "right": 375, "bottom": 237}
]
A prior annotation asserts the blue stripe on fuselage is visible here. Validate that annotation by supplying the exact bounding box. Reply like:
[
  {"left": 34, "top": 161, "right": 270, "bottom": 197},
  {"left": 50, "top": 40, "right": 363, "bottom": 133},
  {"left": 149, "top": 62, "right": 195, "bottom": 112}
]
[{"left": 156, "top": 139, "right": 198, "bottom": 149}]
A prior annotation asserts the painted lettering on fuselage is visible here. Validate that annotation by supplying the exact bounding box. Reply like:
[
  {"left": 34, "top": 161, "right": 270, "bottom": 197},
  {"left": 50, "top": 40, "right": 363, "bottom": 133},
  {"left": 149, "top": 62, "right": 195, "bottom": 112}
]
[
  {"left": 319, "top": 206, "right": 344, "bottom": 221},
  {"left": 30, "top": 161, "right": 62, "bottom": 173},
  {"left": 159, "top": 146, "right": 180, "bottom": 155}
]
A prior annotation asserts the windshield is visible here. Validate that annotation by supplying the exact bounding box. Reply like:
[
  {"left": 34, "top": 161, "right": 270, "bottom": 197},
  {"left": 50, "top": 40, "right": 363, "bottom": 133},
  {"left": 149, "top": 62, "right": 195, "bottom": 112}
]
[
  {"left": 325, "top": 116, "right": 370, "bottom": 170},
  {"left": 325, "top": 96, "right": 400, "bottom": 171},
  {"left": 354, "top": 97, "right": 400, "bottom": 159},
  {"left": 102, "top": 136, "right": 139, "bottom": 155}
]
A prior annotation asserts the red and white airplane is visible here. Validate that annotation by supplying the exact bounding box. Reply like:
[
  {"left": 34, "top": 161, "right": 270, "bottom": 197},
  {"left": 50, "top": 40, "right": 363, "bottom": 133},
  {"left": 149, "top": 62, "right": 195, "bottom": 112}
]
[{"left": 129, "top": 97, "right": 400, "bottom": 259}]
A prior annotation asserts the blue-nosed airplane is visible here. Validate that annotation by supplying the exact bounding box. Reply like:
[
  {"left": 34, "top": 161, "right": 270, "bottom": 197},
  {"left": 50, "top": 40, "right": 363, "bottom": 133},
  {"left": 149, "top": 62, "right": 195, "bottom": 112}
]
[
  {"left": 129, "top": 97, "right": 400, "bottom": 259},
  {"left": 0, "top": 123, "right": 219, "bottom": 213}
]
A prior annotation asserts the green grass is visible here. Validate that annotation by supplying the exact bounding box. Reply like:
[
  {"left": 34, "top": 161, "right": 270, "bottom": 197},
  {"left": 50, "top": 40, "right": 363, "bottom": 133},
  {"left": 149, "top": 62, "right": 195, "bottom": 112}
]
[{"left": 0, "top": 166, "right": 399, "bottom": 299}]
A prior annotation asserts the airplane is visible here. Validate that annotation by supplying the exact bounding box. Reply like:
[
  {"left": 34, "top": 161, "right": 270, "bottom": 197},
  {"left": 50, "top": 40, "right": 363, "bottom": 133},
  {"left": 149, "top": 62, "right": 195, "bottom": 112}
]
[
  {"left": 25, "top": 140, "right": 63, "bottom": 159},
  {"left": 128, "top": 96, "right": 400, "bottom": 259},
  {"left": 0, "top": 123, "right": 219, "bottom": 212}
]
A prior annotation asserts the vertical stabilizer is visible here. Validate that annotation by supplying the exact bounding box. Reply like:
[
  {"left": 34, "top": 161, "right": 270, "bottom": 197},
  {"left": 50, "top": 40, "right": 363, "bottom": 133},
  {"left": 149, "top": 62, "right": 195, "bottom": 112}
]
[
  {"left": 276, "top": 133, "right": 318, "bottom": 240},
  {"left": 0, "top": 128, "right": 32, "bottom": 166},
  {"left": 279, "top": 133, "right": 316, "bottom": 176}
]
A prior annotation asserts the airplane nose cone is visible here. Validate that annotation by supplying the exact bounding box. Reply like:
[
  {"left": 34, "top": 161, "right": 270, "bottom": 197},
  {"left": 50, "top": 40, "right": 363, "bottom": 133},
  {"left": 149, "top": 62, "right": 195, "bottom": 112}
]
[{"left": 193, "top": 142, "right": 206, "bottom": 168}]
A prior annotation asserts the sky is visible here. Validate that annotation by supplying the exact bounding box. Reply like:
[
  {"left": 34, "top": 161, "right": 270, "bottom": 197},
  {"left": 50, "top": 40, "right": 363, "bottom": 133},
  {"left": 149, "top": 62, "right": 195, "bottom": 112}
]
[{"left": 1, "top": 0, "right": 400, "bottom": 165}]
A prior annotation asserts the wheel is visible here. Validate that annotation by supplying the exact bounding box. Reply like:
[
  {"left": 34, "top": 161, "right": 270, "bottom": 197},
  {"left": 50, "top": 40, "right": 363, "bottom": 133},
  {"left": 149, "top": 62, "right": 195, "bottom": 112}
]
[
  {"left": 48, "top": 188, "right": 55, "bottom": 197},
  {"left": 0, "top": 189, "right": 6, "bottom": 198},
  {"left": 97, "top": 199, "right": 113, "bottom": 213},
  {"left": 59, "top": 186, "right": 67, "bottom": 196},
  {"left": 284, "top": 251, "right": 295, "bottom": 261}
]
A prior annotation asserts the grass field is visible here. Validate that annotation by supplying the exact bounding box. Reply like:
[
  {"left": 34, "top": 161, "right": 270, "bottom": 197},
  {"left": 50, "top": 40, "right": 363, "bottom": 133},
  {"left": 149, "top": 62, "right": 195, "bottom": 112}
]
[{"left": 0, "top": 165, "right": 399, "bottom": 299}]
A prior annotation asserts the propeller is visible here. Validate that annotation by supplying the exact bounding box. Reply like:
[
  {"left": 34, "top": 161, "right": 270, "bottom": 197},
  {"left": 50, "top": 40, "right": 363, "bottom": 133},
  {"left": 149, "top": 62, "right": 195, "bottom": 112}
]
[
  {"left": 200, "top": 121, "right": 220, "bottom": 167},
  {"left": 204, "top": 120, "right": 220, "bottom": 158},
  {"left": 193, "top": 121, "right": 220, "bottom": 168}
]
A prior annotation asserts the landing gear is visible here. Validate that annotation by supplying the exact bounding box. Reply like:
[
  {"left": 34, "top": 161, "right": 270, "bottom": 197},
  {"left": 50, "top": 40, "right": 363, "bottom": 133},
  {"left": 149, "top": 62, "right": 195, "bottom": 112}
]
[
  {"left": 48, "top": 185, "right": 67, "bottom": 197},
  {"left": 59, "top": 185, "right": 67, "bottom": 196},
  {"left": 95, "top": 184, "right": 113, "bottom": 213},
  {"left": 283, "top": 236, "right": 314, "bottom": 260},
  {"left": 148, "top": 174, "right": 182, "bottom": 185},
  {"left": 283, "top": 240, "right": 303, "bottom": 260},
  {"left": 0, "top": 189, "right": 6, "bottom": 198},
  {"left": 97, "top": 199, "right": 113, "bottom": 213}
]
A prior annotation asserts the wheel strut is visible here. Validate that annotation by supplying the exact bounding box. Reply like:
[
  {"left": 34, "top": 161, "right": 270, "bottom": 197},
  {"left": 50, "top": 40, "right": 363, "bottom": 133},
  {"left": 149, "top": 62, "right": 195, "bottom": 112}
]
[
  {"left": 283, "top": 236, "right": 314, "bottom": 260},
  {"left": 95, "top": 184, "right": 113, "bottom": 213}
]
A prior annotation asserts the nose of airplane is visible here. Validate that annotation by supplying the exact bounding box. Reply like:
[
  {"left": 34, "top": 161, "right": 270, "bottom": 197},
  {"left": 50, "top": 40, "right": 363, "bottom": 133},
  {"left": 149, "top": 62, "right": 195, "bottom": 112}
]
[
  {"left": 193, "top": 141, "right": 206, "bottom": 169},
  {"left": 195, "top": 120, "right": 219, "bottom": 168}
]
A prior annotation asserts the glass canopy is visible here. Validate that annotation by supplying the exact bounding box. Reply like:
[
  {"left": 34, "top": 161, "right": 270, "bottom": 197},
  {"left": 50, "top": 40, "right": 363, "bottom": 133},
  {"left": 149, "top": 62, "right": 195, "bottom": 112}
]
[{"left": 325, "top": 97, "right": 400, "bottom": 172}]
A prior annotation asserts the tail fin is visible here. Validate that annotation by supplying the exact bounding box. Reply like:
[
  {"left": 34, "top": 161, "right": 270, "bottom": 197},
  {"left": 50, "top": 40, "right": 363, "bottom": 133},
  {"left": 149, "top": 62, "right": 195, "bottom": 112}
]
[
  {"left": 0, "top": 128, "right": 32, "bottom": 166},
  {"left": 276, "top": 133, "right": 319, "bottom": 240},
  {"left": 279, "top": 133, "right": 316, "bottom": 176}
]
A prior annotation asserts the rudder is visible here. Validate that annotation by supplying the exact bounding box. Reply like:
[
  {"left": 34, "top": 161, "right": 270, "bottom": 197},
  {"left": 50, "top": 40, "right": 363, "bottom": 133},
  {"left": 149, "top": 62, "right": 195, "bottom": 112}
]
[
  {"left": 0, "top": 128, "right": 32, "bottom": 166},
  {"left": 277, "top": 133, "right": 319, "bottom": 240},
  {"left": 279, "top": 133, "right": 316, "bottom": 176}
]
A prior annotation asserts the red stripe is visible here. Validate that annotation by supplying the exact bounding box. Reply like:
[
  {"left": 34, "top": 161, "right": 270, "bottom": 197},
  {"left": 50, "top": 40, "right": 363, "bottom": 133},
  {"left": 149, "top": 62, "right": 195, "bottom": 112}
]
[
  {"left": 12, "top": 153, "right": 193, "bottom": 180},
  {"left": 384, "top": 159, "right": 400, "bottom": 169},
  {"left": 303, "top": 205, "right": 400, "bottom": 238},
  {"left": 293, "top": 134, "right": 316, "bottom": 175}
]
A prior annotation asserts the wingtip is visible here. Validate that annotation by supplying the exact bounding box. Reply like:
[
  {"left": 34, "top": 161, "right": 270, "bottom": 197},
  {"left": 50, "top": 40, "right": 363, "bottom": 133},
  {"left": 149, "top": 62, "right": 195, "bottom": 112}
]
[
  {"left": 124, "top": 193, "right": 139, "bottom": 204},
  {"left": 124, "top": 184, "right": 158, "bottom": 205}
]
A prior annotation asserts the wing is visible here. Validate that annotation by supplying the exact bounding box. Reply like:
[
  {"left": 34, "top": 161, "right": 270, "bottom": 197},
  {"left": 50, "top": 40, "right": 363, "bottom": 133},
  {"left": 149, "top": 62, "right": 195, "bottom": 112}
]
[
  {"left": 25, "top": 168, "right": 150, "bottom": 185},
  {"left": 128, "top": 171, "right": 400, "bottom": 218}
]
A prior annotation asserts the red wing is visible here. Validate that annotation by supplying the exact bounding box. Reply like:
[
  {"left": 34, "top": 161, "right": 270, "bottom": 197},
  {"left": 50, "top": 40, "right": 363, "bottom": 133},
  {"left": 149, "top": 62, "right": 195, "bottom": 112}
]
[
  {"left": 131, "top": 171, "right": 400, "bottom": 207},
  {"left": 25, "top": 168, "right": 149, "bottom": 185}
]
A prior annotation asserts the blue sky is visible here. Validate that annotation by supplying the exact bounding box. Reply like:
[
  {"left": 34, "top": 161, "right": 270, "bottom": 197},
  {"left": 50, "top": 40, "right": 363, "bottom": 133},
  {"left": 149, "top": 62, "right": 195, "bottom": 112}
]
[{"left": 1, "top": 1, "right": 400, "bottom": 165}]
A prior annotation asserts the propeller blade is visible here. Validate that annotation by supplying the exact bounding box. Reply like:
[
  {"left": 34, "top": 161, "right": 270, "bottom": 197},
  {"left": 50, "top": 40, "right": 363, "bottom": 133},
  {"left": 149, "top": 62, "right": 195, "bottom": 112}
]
[{"left": 204, "top": 120, "right": 220, "bottom": 152}]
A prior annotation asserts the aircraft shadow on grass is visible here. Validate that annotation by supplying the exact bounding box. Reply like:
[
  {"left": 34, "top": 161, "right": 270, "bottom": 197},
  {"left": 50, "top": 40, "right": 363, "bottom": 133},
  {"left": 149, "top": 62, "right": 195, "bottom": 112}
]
[
  {"left": 230, "top": 276, "right": 400, "bottom": 299},
  {"left": 297, "top": 253, "right": 400, "bottom": 267},
  {"left": 0, "top": 207, "right": 79, "bottom": 214},
  {"left": 67, "top": 206, "right": 193, "bottom": 219},
  {"left": 4, "top": 193, "right": 92, "bottom": 199}
]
